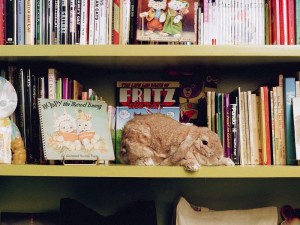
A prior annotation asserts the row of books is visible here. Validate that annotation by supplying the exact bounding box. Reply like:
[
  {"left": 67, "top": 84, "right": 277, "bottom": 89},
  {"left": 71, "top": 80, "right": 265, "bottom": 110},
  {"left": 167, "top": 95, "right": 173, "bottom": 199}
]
[
  {"left": 207, "top": 73, "right": 300, "bottom": 165},
  {"left": 0, "top": 66, "right": 101, "bottom": 164},
  {"left": 1, "top": 0, "right": 300, "bottom": 46}
]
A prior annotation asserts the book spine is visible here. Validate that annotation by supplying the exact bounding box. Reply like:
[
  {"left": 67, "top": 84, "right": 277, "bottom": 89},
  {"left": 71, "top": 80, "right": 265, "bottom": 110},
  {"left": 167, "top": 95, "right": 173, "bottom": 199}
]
[
  {"left": 61, "top": 0, "right": 69, "bottom": 44},
  {"left": 230, "top": 103, "right": 239, "bottom": 164},
  {"left": 56, "top": 77, "right": 62, "bottom": 99},
  {"left": 17, "top": 0, "right": 24, "bottom": 44},
  {"left": 287, "top": 0, "right": 295, "bottom": 44},
  {"left": 31, "top": 73, "right": 40, "bottom": 163},
  {"left": 128, "top": 0, "right": 137, "bottom": 44},
  {"left": 271, "top": 0, "right": 280, "bottom": 44},
  {"left": 293, "top": 98, "right": 300, "bottom": 160},
  {"left": 99, "top": 0, "right": 107, "bottom": 44},
  {"left": 46, "top": 0, "right": 53, "bottom": 44},
  {"left": 54, "top": 0, "right": 61, "bottom": 44},
  {"left": 280, "top": 0, "right": 288, "bottom": 44},
  {"left": 75, "top": 0, "right": 81, "bottom": 44},
  {"left": 5, "top": 0, "right": 16, "bottom": 45},
  {"left": 263, "top": 86, "right": 272, "bottom": 165},
  {"left": 0, "top": 0, "right": 4, "bottom": 45},
  {"left": 80, "top": 0, "right": 89, "bottom": 44},
  {"left": 25, "top": 68, "right": 33, "bottom": 163},
  {"left": 72, "top": 79, "right": 83, "bottom": 99},
  {"left": 62, "top": 77, "right": 69, "bottom": 99},
  {"left": 16, "top": 69, "right": 27, "bottom": 154},
  {"left": 296, "top": 0, "right": 300, "bottom": 44},
  {"left": 112, "top": 0, "right": 119, "bottom": 45},
  {"left": 284, "top": 77, "right": 297, "bottom": 165},
  {"left": 224, "top": 93, "right": 231, "bottom": 158},
  {"left": 88, "top": 0, "right": 94, "bottom": 45},
  {"left": 35, "top": 0, "right": 41, "bottom": 44},
  {"left": 48, "top": 68, "right": 57, "bottom": 99},
  {"left": 25, "top": 0, "right": 35, "bottom": 44},
  {"left": 94, "top": 0, "right": 100, "bottom": 44},
  {"left": 69, "top": 0, "right": 76, "bottom": 44}
]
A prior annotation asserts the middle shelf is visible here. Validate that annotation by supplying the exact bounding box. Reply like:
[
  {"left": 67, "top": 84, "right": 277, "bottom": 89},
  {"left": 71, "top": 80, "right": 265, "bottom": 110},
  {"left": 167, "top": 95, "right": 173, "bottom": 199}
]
[{"left": 1, "top": 164, "right": 300, "bottom": 178}]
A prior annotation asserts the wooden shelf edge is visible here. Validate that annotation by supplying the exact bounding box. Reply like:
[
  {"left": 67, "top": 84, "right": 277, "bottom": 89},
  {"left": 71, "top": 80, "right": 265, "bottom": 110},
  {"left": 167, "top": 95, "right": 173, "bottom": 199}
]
[
  {"left": 2, "top": 45, "right": 300, "bottom": 57},
  {"left": 0, "top": 164, "right": 299, "bottom": 178}
]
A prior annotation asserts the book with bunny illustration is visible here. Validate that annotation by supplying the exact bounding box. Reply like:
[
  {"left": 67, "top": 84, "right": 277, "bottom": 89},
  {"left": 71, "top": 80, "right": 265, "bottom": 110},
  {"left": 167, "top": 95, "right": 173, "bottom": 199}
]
[
  {"left": 115, "top": 81, "right": 180, "bottom": 163},
  {"left": 136, "top": 0, "right": 196, "bottom": 43},
  {"left": 37, "top": 98, "right": 115, "bottom": 161}
]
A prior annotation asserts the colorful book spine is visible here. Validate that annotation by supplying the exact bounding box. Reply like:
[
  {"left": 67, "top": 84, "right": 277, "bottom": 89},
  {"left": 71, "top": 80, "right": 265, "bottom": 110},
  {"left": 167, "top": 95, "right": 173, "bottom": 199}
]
[
  {"left": 17, "top": 0, "right": 24, "bottom": 44},
  {"left": 56, "top": 77, "right": 62, "bottom": 99},
  {"left": 296, "top": 0, "right": 300, "bottom": 44},
  {"left": 224, "top": 93, "right": 231, "bottom": 159},
  {"left": 62, "top": 77, "right": 71, "bottom": 99},
  {"left": 284, "top": 77, "right": 296, "bottom": 165},
  {"left": 263, "top": 86, "right": 272, "bottom": 165},
  {"left": 35, "top": 0, "right": 41, "bottom": 44},
  {"left": 0, "top": 0, "right": 4, "bottom": 45},
  {"left": 72, "top": 80, "right": 83, "bottom": 99},
  {"left": 287, "top": 0, "right": 295, "bottom": 44},
  {"left": 112, "top": 0, "right": 120, "bottom": 45},
  {"left": 25, "top": 0, "right": 35, "bottom": 44},
  {"left": 230, "top": 103, "right": 239, "bottom": 164}
]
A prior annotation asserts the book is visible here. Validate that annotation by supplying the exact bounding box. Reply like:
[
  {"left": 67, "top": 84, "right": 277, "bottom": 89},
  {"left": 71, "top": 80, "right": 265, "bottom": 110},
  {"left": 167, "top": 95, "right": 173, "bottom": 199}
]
[
  {"left": 284, "top": 77, "right": 296, "bottom": 165},
  {"left": 72, "top": 79, "right": 83, "bottom": 99},
  {"left": 112, "top": 0, "right": 120, "bottom": 44},
  {"left": 25, "top": 0, "right": 35, "bottom": 44},
  {"left": 5, "top": 0, "right": 16, "bottom": 45},
  {"left": 37, "top": 98, "right": 115, "bottom": 161},
  {"left": 115, "top": 81, "right": 180, "bottom": 163},
  {"left": 292, "top": 97, "right": 300, "bottom": 161},
  {"left": 75, "top": 0, "right": 81, "bottom": 44},
  {"left": 54, "top": 0, "right": 61, "bottom": 44},
  {"left": 80, "top": 0, "right": 89, "bottom": 44},
  {"left": 69, "top": 0, "right": 76, "bottom": 44},
  {"left": 136, "top": 0, "right": 195, "bottom": 43},
  {"left": 0, "top": 0, "right": 4, "bottom": 45},
  {"left": 48, "top": 68, "right": 59, "bottom": 99},
  {"left": 17, "top": 0, "right": 25, "bottom": 45},
  {"left": 61, "top": 0, "right": 69, "bottom": 44}
]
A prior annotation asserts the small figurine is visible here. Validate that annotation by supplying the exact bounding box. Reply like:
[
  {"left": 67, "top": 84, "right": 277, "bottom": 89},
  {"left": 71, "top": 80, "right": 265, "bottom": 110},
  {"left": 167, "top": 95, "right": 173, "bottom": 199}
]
[
  {"left": 0, "top": 76, "right": 26, "bottom": 164},
  {"left": 161, "top": 0, "right": 190, "bottom": 38},
  {"left": 139, "top": 0, "right": 167, "bottom": 35}
]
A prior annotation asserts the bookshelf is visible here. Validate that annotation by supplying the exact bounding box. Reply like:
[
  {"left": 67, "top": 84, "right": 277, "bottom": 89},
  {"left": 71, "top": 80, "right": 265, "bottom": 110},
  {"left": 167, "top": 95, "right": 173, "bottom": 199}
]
[{"left": 1, "top": 45, "right": 300, "bottom": 224}]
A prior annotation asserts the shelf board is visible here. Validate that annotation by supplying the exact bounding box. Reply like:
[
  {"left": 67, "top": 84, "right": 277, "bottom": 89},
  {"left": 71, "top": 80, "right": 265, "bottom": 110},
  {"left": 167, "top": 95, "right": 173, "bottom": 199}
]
[
  {"left": 0, "top": 164, "right": 299, "bottom": 178},
  {"left": 2, "top": 45, "right": 300, "bottom": 68}
]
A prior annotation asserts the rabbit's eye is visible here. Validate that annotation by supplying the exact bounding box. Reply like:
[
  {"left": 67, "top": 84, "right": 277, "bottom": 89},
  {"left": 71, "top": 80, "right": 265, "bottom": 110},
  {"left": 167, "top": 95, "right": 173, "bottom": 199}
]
[{"left": 202, "top": 140, "right": 208, "bottom": 145}]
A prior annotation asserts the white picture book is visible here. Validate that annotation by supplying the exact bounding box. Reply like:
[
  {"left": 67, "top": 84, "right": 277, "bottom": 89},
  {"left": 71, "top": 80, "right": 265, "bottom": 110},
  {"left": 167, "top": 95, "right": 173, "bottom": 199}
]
[{"left": 38, "top": 98, "right": 115, "bottom": 161}]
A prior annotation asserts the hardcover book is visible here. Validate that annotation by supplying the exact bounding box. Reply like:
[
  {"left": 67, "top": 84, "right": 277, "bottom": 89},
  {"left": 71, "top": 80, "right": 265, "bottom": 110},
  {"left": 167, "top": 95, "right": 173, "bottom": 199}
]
[
  {"left": 37, "top": 98, "right": 115, "bottom": 161},
  {"left": 284, "top": 77, "right": 296, "bottom": 165},
  {"left": 136, "top": 0, "right": 195, "bottom": 43},
  {"left": 115, "top": 81, "right": 180, "bottom": 163}
]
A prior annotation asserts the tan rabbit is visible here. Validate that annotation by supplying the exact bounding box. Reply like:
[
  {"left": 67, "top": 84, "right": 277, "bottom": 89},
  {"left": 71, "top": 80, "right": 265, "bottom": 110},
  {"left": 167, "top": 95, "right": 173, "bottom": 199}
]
[{"left": 120, "top": 114, "right": 234, "bottom": 171}]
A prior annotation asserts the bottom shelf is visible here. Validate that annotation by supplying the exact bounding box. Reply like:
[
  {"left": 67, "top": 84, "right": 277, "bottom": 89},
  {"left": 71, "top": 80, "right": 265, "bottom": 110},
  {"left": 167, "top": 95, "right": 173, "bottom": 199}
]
[{"left": 1, "top": 175, "right": 299, "bottom": 225}]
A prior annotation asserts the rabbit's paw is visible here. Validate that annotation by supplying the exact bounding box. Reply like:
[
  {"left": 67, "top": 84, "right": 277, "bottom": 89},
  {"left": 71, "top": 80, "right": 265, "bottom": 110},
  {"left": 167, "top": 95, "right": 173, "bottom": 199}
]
[
  {"left": 220, "top": 157, "right": 235, "bottom": 166},
  {"left": 136, "top": 157, "right": 154, "bottom": 166},
  {"left": 182, "top": 160, "right": 200, "bottom": 171}
]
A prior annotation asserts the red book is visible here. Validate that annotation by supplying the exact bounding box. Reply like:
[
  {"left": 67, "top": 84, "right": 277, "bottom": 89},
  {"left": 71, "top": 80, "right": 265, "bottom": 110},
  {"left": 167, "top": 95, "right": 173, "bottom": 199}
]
[
  {"left": 263, "top": 86, "right": 272, "bottom": 165},
  {"left": 112, "top": 0, "right": 120, "bottom": 45},
  {"left": 271, "top": 0, "right": 281, "bottom": 44},
  {"left": 280, "top": 0, "right": 288, "bottom": 44},
  {"left": 287, "top": 0, "right": 295, "bottom": 44},
  {"left": 0, "top": 0, "right": 5, "bottom": 45}
]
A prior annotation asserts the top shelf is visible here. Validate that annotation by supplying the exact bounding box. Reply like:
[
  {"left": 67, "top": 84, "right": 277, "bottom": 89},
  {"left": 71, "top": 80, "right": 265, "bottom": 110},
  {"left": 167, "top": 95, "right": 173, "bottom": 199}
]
[
  {"left": 1, "top": 45, "right": 300, "bottom": 68},
  {"left": 1, "top": 164, "right": 300, "bottom": 178}
]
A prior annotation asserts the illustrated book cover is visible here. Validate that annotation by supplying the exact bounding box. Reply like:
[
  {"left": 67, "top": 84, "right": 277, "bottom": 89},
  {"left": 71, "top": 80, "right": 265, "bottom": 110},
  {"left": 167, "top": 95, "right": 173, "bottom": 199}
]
[
  {"left": 136, "top": 0, "right": 195, "bottom": 43},
  {"left": 115, "top": 81, "right": 180, "bottom": 163},
  {"left": 37, "top": 98, "right": 115, "bottom": 161}
]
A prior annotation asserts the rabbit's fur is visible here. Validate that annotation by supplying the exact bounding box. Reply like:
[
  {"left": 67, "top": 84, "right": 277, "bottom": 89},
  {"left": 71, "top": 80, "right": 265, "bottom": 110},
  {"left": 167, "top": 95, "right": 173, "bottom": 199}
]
[{"left": 120, "top": 114, "right": 234, "bottom": 171}]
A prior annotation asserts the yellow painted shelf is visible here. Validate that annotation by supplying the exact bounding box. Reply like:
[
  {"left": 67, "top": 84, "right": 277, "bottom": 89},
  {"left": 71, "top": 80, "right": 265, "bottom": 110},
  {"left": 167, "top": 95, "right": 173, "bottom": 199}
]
[
  {"left": 0, "top": 164, "right": 299, "bottom": 178},
  {"left": 1, "top": 45, "right": 300, "bottom": 67}
]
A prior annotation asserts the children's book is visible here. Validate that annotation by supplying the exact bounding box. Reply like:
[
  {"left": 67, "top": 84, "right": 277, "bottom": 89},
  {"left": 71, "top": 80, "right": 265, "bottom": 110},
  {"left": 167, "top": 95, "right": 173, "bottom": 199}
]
[
  {"left": 115, "top": 81, "right": 180, "bottom": 163},
  {"left": 37, "top": 98, "right": 115, "bottom": 162},
  {"left": 136, "top": 0, "right": 195, "bottom": 43}
]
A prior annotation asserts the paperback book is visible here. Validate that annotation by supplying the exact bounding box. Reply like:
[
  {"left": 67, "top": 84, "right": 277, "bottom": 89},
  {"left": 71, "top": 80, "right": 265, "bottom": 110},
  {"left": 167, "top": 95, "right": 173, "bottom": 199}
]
[{"left": 37, "top": 98, "right": 115, "bottom": 161}]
